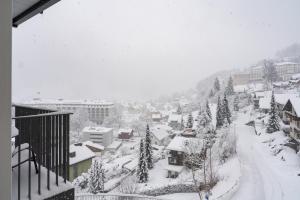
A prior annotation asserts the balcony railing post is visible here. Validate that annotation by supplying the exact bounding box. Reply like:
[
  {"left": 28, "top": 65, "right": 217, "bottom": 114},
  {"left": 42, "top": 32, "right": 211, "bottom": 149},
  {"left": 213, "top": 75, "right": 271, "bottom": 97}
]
[
  {"left": 47, "top": 116, "right": 51, "bottom": 190},
  {"left": 28, "top": 118, "right": 31, "bottom": 199},
  {"left": 55, "top": 115, "right": 59, "bottom": 186},
  {"left": 63, "top": 115, "right": 67, "bottom": 183}
]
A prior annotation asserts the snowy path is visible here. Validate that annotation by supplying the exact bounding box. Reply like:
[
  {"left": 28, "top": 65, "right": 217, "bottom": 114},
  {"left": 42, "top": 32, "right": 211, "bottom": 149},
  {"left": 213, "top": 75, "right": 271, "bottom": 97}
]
[
  {"left": 231, "top": 111, "right": 300, "bottom": 200},
  {"left": 231, "top": 124, "right": 282, "bottom": 200}
]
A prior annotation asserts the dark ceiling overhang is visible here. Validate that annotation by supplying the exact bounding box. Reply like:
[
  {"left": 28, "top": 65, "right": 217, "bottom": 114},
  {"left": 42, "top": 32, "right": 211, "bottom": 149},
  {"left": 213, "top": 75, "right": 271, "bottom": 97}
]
[{"left": 13, "top": 0, "right": 61, "bottom": 27}]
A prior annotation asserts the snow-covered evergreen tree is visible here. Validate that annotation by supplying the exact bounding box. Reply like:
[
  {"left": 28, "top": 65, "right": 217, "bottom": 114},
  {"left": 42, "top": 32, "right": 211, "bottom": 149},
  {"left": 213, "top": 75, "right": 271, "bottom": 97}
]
[
  {"left": 180, "top": 116, "right": 185, "bottom": 130},
  {"left": 233, "top": 95, "right": 239, "bottom": 111},
  {"left": 266, "top": 92, "right": 280, "bottom": 133},
  {"left": 209, "top": 89, "right": 214, "bottom": 98},
  {"left": 225, "top": 76, "right": 234, "bottom": 95},
  {"left": 206, "top": 101, "right": 212, "bottom": 120},
  {"left": 137, "top": 139, "right": 148, "bottom": 183},
  {"left": 88, "top": 159, "right": 105, "bottom": 194},
  {"left": 145, "top": 124, "right": 153, "bottom": 169},
  {"left": 214, "top": 77, "right": 220, "bottom": 91},
  {"left": 186, "top": 113, "right": 194, "bottom": 128},
  {"left": 223, "top": 94, "right": 231, "bottom": 124},
  {"left": 216, "top": 96, "right": 224, "bottom": 128},
  {"left": 176, "top": 104, "right": 182, "bottom": 114}
]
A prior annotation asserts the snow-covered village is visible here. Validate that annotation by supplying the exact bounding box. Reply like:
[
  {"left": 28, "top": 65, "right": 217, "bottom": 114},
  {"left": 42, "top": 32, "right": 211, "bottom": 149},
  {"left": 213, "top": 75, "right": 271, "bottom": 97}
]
[{"left": 3, "top": 0, "right": 300, "bottom": 200}]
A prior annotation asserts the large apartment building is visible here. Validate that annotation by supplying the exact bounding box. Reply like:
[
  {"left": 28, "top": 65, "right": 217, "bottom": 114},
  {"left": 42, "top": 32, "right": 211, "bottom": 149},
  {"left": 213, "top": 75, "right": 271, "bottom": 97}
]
[
  {"left": 233, "top": 62, "right": 300, "bottom": 85},
  {"left": 24, "top": 98, "right": 115, "bottom": 124}
]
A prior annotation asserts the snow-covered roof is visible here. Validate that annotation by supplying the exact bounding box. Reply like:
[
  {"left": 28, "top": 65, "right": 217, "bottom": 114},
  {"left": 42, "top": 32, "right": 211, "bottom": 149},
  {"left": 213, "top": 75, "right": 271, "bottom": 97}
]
[
  {"left": 288, "top": 97, "right": 300, "bottom": 117},
  {"left": 259, "top": 94, "right": 299, "bottom": 110},
  {"left": 24, "top": 98, "right": 114, "bottom": 106},
  {"left": 168, "top": 114, "right": 182, "bottom": 123},
  {"left": 164, "top": 164, "right": 184, "bottom": 173},
  {"left": 69, "top": 144, "right": 95, "bottom": 165},
  {"left": 273, "top": 81, "right": 289, "bottom": 87},
  {"left": 291, "top": 73, "right": 300, "bottom": 80},
  {"left": 255, "top": 91, "right": 272, "bottom": 98},
  {"left": 118, "top": 128, "right": 133, "bottom": 134},
  {"left": 151, "top": 128, "right": 169, "bottom": 141},
  {"left": 166, "top": 136, "right": 201, "bottom": 152},
  {"left": 152, "top": 113, "right": 162, "bottom": 119},
  {"left": 82, "top": 126, "right": 113, "bottom": 133},
  {"left": 106, "top": 141, "right": 122, "bottom": 150},
  {"left": 275, "top": 62, "right": 298, "bottom": 66},
  {"left": 83, "top": 141, "right": 105, "bottom": 151},
  {"left": 234, "top": 85, "right": 248, "bottom": 93}
]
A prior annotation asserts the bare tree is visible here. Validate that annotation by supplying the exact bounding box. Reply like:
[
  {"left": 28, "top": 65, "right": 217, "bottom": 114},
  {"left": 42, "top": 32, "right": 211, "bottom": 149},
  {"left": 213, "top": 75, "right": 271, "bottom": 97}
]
[{"left": 183, "top": 140, "right": 205, "bottom": 200}]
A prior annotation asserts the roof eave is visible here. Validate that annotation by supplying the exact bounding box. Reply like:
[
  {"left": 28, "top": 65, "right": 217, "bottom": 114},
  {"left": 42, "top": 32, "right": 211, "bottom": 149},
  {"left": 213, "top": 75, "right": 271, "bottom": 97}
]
[{"left": 13, "top": 0, "right": 61, "bottom": 27}]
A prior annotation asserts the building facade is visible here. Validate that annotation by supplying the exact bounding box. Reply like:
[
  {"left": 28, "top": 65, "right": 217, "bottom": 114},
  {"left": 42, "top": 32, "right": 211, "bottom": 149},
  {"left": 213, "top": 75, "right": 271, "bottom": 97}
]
[
  {"left": 24, "top": 98, "right": 115, "bottom": 124},
  {"left": 82, "top": 126, "right": 113, "bottom": 147}
]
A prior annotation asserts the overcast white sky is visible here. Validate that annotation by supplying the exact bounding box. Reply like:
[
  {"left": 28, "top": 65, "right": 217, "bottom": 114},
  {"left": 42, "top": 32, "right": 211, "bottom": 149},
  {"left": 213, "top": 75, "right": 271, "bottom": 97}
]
[{"left": 12, "top": 0, "right": 300, "bottom": 102}]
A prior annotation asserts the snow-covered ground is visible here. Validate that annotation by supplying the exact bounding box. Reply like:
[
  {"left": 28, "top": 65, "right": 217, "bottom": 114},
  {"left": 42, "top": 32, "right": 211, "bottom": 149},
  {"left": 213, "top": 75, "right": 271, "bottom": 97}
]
[{"left": 231, "top": 111, "right": 300, "bottom": 200}]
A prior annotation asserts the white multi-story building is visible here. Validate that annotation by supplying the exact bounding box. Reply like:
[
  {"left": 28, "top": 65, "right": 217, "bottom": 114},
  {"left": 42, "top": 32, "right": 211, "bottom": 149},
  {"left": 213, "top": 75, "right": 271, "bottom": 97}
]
[
  {"left": 275, "top": 62, "right": 300, "bottom": 81},
  {"left": 24, "top": 98, "right": 115, "bottom": 124},
  {"left": 82, "top": 126, "right": 113, "bottom": 147}
]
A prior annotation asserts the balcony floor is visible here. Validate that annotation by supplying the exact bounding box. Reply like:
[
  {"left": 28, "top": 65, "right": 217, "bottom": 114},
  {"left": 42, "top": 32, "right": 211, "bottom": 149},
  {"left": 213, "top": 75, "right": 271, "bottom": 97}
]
[{"left": 12, "top": 151, "right": 73, "bottom": 200}]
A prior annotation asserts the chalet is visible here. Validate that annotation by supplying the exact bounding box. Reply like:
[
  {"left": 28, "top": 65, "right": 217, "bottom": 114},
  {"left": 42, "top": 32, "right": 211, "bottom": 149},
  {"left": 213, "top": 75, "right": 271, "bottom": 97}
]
[
  {"left": 282, "top": 98, "right": 300, "bottom": 148},
  {"left": 164, "top": 136, "right": 186, "bottom": 178},
  {"left": 69, "top": 143, "right": 95, "bottom": 181},
  {"left": 151, "top": 125, "right": 171, "bottom": 146},
  {"left": 118, "top": 128, "right": 134, "bottom": 140},
  {"left": 152, "top": 112, "right": 162, "bottom": 122}
]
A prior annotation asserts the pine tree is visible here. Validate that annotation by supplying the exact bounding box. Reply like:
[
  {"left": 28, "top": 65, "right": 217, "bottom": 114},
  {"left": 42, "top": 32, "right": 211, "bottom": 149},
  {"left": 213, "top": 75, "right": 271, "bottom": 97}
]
[
  {"left": 223, "top": 94, "right": 231, "bottom": 124},
  {"left": 214, "top": 77, "right": 220, "bottom": 91},
  {"left": 186, "top": 113, "right": 194, "bottom": 129},
  {"left": 233, "top": 95, "right": 239, "bottom": 111},
  {"left": 176, "top": 104, "right": 182, "bottom": 114},
  {"left": 180, "top": 116, "right": 185, "bottom": 130},
  {"left": 88, "top": 160, "right": 105, "bottom": 194},
  {"left": 209, "top": 89, "right": 214, "bottom": 98},
  {"left": 216, "top": 96, "right": 224, "bottom": 128},
  {"left": 206, "top": 101, "right": 212, "bottom": 120},
  {"left": 225, "top": 76, "right": 234, "bottom": 95},
  {"left": 266, "top": 92, "right": 280, "bottom": 133},
  {"left": 145, "top": 124, "right": 153, "bottom": 169},
  {"left": 137, "top": 139, "right": 148, "bottom": 183}
]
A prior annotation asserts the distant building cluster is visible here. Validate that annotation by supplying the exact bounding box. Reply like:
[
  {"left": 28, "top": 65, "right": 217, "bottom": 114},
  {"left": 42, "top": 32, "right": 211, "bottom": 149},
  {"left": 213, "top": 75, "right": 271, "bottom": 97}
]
[
  {"left": 23, "top": 98, "right": 115, "bottom": 124},
  {"left": 233, "top": 62, "right": 300, "bottom": 85}
]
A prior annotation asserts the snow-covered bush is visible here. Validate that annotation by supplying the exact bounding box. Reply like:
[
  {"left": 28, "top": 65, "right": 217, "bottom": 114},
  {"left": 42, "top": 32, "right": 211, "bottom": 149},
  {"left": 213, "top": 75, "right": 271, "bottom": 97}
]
[
  {"left": 217, "top": 127, "right": 237, "bottom": 163},
  {"left": 73, "top": 172, "right": 89, "bottom": 190}
]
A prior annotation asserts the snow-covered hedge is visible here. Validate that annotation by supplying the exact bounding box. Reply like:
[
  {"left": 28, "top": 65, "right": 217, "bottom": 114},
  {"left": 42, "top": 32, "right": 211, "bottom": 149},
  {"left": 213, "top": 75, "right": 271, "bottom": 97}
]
[{"left": 140, "top": 184, "right": 198, "bottom": 196}]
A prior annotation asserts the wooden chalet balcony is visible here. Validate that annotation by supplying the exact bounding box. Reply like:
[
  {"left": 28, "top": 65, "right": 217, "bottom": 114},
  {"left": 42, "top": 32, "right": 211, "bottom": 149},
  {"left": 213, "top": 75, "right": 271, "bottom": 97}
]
[{"left": 12, "top": 105, "right": 74, "bottom": 200}]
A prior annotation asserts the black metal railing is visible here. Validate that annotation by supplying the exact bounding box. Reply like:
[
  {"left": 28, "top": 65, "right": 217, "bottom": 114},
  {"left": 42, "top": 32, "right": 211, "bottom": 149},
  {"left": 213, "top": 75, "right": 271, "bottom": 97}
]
[{"left": 12, "top": 105, "right": 72, "bottom": 200}]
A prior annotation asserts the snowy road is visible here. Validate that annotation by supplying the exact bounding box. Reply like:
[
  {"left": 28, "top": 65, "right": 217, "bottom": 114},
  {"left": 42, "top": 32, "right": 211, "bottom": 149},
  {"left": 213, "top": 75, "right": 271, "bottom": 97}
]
[
  {"left": 231, "top": 124, "right": 283, "bottom": 200},
  {"left": 231, "top": 112, "right": 300, "bottom": 200}
]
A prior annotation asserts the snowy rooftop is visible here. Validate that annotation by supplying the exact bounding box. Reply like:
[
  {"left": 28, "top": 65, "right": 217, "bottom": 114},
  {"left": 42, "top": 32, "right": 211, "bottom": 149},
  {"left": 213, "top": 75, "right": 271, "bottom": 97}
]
[
  {"left": 69, "top": 143, "right": 95, "bottom": 165},
  {"left": 166, "top": 136, "right": 201, "bottom": 152},
  {"left": 168, "top": 114, "right": 182, "bottom": 123},
  {"left": 275, "top": 61, "right": 299, "bottom": 66},
  {"left": 152, "top": 113, "right": 162, "bottom": 119},
  {"left": 118, "top": 128, "right": 133, "bottom": 133},
  {"left": 234, "top": 84, "right": 248, "bottom": 93},
  {"left": 83, "top": 141, "right": 105, "bottom": 151},
  {"left": 288, "top": 97, "right": 300, "bottom": 117},
  {"left": 151, "top": 127, "right": 169, "bottom": 141},
  {"left": 82, "top": 126, "right": 113, "bottom": 133},
  {"left": 259, "top": 94, "right": 299, "bottom": 110},
  {"left": 24, "top": 98, "right": 114, "bottom": 106}
]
